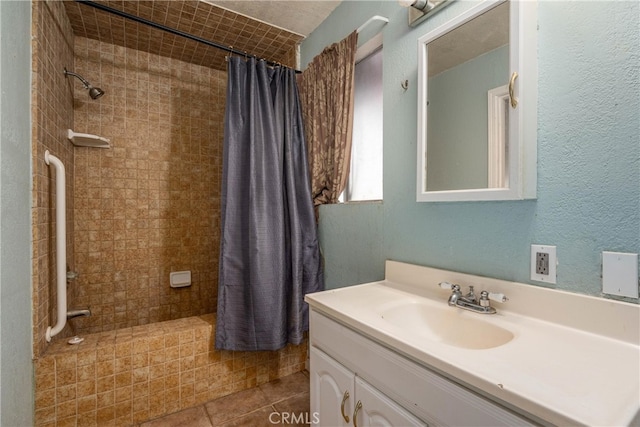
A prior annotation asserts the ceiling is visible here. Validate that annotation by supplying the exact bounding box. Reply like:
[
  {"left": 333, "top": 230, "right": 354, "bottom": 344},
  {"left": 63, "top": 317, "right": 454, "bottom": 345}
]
[
  {"left": 204, "top": 0, "right": 341, "bottom": 37},
  {"left": 428, "top": 2, "right": 509, "bottom": 77},
  {"left": 63, "top": 0, "right": 341, "bottom": 72}
]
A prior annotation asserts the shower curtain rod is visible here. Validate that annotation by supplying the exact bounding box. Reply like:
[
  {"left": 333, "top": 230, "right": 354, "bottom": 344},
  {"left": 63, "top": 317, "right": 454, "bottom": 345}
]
[{"left": 75, "top": 0, "right": 302, "bottom": 73}]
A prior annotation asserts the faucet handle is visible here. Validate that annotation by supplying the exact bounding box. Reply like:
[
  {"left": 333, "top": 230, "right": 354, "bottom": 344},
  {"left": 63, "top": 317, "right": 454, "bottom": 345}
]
[
  {"left": 488, "top": 292, "right": 508, "bottom": 303},
  {"left": 439, "top": 281, "right": 455, "bottom": 289}
]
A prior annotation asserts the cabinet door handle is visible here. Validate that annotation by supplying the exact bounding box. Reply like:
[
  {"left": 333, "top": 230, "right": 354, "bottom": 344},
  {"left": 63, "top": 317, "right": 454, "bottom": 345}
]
[
  {"left": 509, "top": 71, "right": 518, "bottom": 108},
  {"left": 353, "top": 400, "right": 362, "bottom": 427},
  {"left": 340, "top": 390, "right": 350, "bottom": 423}
]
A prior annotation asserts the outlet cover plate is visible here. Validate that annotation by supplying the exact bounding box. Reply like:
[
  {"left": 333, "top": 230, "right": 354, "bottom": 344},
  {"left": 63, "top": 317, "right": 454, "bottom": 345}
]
[
  {"left": 602, "top": 252, "right": 639, "bottom": 298},
  {"left": 531, "top": 244, "right": 557, "bottom": 284}
]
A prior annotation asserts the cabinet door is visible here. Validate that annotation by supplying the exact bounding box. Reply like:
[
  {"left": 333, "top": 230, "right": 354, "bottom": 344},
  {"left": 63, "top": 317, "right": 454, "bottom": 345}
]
[
  {"left": 354, "top": 377, "right": 427, "bottom": 427},
  {"left": 310, "top": 347, "right": 354, "bottom": 427}
]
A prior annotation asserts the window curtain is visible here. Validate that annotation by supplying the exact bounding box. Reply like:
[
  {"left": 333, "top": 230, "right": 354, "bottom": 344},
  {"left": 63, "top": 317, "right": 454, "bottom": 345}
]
[
  {"left": 298, "top": 31, "right": 359, "bottom": 211},
  {"left": 215, "top": 57, "right": 324, "bottom": 351}
]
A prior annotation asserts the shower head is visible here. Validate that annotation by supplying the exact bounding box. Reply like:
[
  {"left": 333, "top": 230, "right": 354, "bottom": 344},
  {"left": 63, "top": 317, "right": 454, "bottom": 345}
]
[
  {"left": 88, "top": 86, "right": 105, "bottom": 100},
  {"left": 63, "top": 67, "right": 105, "bottom": 99}
]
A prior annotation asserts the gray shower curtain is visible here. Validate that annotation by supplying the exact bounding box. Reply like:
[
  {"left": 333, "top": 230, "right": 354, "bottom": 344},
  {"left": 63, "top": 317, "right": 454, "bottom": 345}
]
[{"left": 215, "top": 57, "right": 324, "bottom": 351}]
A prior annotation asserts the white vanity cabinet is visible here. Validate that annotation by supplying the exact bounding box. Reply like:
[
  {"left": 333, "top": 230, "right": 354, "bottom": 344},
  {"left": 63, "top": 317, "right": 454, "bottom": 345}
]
[
  {"left": 311, "top": 346, "right": 425, "bottom": 427},
  {"left": 310, "top": 346, "right": 353, "bottom": 427},
  {"left": 309, "top": 309, "right": 535, "bottom": 427}
]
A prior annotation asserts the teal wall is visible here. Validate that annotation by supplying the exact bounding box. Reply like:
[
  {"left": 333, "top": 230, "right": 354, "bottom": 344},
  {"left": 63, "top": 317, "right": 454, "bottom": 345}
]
[
  {"left": 302, "top": 1, "right": 640, "bottom": 298},
  {"left": 0, "top": 0, "right": 34, "bottom": 425}
]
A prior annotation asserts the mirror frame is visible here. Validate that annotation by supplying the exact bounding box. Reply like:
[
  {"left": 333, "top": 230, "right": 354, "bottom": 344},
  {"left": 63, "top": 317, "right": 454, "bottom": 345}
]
[{"left": 416, "top": 0, "right": 537, "bottom": 202}]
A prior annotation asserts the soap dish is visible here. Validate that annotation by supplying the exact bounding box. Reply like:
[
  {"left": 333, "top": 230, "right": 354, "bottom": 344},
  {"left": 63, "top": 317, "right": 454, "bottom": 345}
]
[{"left": 67, "top": 129, "right": 110, "bottom": 148}]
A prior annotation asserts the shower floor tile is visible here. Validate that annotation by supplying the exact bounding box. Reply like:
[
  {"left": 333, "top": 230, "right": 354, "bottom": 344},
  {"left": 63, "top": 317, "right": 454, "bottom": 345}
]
[{"left": 138, "top": 371, "right": 310, "bottom": 427}]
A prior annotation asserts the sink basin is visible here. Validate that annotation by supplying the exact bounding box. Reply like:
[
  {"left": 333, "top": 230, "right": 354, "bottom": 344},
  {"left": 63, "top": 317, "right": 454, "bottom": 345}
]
[{"left": 381, "top": 301, "right": 514, "bottom": 350}]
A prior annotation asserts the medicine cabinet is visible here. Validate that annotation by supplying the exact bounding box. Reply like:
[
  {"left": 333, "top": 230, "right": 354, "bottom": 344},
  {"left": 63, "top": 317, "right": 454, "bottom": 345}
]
[{"left": 416, "top": 0, "right": 537, "bottom": 202}]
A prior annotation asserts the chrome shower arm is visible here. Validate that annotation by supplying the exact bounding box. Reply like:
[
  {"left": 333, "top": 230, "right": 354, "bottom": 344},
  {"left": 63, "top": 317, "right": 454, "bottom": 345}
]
[
  {"left": 63, "top": 67, "right": 91, "bottom": 88},
  {"left": 63, "top": 67, "right": 105, "bottom": 99}
]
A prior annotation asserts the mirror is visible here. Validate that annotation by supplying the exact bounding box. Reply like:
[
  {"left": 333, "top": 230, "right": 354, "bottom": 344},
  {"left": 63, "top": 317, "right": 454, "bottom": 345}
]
[{"left": 416, "top": 0, "right": 537, "bottom": 202}]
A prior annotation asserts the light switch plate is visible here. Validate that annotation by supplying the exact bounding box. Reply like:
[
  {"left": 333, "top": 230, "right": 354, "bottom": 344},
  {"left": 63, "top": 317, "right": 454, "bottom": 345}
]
[{"left": 602, "top": 252, "right": 638, "bottom": 298}]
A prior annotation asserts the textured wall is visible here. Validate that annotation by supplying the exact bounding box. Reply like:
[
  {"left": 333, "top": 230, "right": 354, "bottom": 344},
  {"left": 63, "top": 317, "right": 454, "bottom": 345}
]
[
  {"left": 32, "top": 0, "right": 77, "bottom": 357},
  {"left": 0, "top": 0, "right": 35, "bottom": 424},
  {"left": 304, "top": 1, "right": 639, "bottom": 298},
  {"left": 71, "top": 37, "right": 225, "bottom": 334}
]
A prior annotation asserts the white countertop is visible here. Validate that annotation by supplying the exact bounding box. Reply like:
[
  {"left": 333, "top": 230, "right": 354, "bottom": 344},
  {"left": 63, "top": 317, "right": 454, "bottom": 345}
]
[{"left": 305, "top": 261, "right": 640, "bottom": 426}]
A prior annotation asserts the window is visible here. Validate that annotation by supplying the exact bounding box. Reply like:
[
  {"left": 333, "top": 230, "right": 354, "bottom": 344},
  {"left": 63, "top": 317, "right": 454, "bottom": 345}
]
[{"left": 341, "top": 44, "right": 383, "bottom": 202}]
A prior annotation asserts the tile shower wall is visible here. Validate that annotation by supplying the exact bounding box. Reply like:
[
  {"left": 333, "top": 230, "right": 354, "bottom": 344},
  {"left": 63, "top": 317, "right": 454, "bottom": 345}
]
[
  {"left": 32, "top": 0, "right": 77, "bottom": 357},
  {"left": 34, "top": 315, "right": 307, "bottom": 426},
  {"left": 71, "top": 37, "right": 225, "bottom": 334}
]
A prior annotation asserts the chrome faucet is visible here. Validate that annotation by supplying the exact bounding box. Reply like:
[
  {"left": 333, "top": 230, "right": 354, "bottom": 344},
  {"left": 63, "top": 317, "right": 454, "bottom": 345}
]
[{"left": 439, "top": 282, "right": 507, "bottom": 314}]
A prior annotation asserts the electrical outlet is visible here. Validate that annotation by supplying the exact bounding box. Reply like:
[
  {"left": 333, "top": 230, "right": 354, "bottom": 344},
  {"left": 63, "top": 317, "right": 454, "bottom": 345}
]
[
  {"left": 536, "top": 252, "right": 549, "bottom": 275},
  {"left": 531, "top": 244, "right": 557, "bottom": 284}
]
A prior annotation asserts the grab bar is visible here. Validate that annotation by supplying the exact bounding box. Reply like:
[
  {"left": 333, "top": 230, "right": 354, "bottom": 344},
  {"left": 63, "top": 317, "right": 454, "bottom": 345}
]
[{"left": 45, "top": 150, "right": 67, "bottom": 342}]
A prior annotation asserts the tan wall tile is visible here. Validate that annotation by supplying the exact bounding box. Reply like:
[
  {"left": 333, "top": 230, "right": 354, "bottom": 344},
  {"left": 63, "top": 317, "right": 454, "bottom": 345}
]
[
  {"left": 115, "top": 399, "right": 132, "bottom": 420},
  {"left": 77, "top": 379, "right": 96, "bottom": 397},
  {"left": 56, "top": 399, "right": 77, "bottom": 419},
  {"left": 96, "top": 390, "right": 115, "bottom": 409},
  {"left": 165, "top": 346, "right": 180, "bottom": 362},
  {"left": 78, "top": 411, "right": 98, "bottom": 427},
  {"left": 115, "top": 371, "right": 132, "bottom": 388},
  {"left": 115, "top": 385, "right": 132, "bottom": 403},
  {"left": 96, "top": 406, "right": 116, "bottom": 425},
  {"left": 165, "top": 373, "right": 180, "bottom": 389},
  {"left": 149, "top": 363, "right": 165, "bottom": 380},
  {"left": 36, "top": 372, "right": 56, "bottom": 392},
  {"left": 148, "top": 336, "right": 164, "bottom": 351},
  {"left": 35, "top": 406, "right": 56, "bottom": 426},
  {"left": 133, "top": 367, "right": 149, "bottom": 384},
  {"left": 96, "top": 375, "right": 115, "bottom": 394},
  {"left": 181, "top": 369, "right": 195, "bottom": 385},
  {"left": 56, "top": 384, "right": 77, "bottom": 403},
  {"left": 77, "top": 350, "right": 97, "bottom": 367},
  {"left": 114, "top": 356, "right": 131, "bottom": 373},
  {"left": 57, "top": 416, "right": 78, "bottom": 427},
  {"left": 78, "top": 395, "right": 97, "bottom": 414},
  {"left": 35, "top": 389, "right": 56, "bottom": 409},
  {"left": 55, "top": 354, "right": 77, "bottom": 373},
  {"left": 180, "top": 383, "right": 195, "bottom": 408},
  {"left": 96, "top": 360, "right": 115, "bottom": 378},
  {"left": 164, "top": 387, "right": 181, "bottom": 413},
  {"left": 133, "top": 380, "right": 149, "bottom": 394},
  {"left": 149, "top": 393, "right": 166, "bottom": 418}
]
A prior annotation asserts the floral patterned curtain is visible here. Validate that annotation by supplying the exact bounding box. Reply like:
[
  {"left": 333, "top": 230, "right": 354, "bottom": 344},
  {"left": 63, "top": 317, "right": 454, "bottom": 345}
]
[{"left": 298, "top": 31, "right": 359, "bottom": 212}]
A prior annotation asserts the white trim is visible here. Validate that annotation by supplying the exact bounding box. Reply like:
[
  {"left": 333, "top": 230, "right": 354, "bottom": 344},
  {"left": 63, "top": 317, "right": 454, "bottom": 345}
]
[
  {"left": 356, "top": 32, "right": 383, "bottom": 64},
  {"left": 487, "top": 85, "right": 509, "bottom": 188}
]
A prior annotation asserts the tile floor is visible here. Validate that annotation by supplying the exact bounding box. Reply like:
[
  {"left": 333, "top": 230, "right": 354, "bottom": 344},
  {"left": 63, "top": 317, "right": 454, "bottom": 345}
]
[{"left": 139, "top": 371, "right": 310, "bottom": 427}]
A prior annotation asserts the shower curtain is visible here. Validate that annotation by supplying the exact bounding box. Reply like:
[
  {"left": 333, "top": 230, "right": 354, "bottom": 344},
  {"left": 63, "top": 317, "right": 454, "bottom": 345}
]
[{"left": 215, "top": 57, "right": 324, "bottom": 351}]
